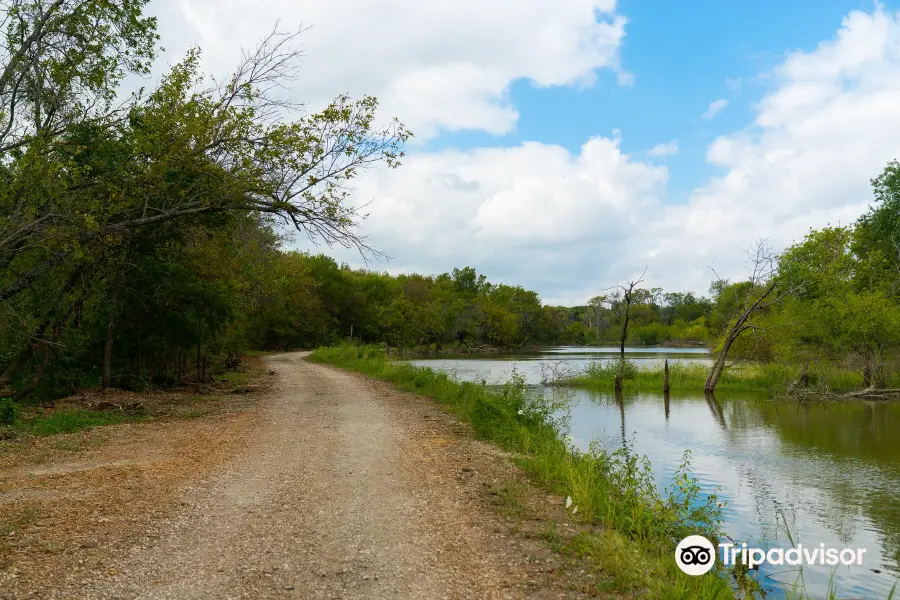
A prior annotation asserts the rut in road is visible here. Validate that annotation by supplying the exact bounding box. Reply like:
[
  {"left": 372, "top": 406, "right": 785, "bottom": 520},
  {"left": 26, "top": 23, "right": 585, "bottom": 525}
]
[{"left": 71, "top": 352, "right": 577, "bottom": 599}]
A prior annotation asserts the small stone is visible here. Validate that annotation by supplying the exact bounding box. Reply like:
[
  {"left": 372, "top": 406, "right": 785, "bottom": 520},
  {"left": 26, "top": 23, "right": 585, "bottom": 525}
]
[{"left": 284, "top": 585, "right": 295, "bottom": 590}]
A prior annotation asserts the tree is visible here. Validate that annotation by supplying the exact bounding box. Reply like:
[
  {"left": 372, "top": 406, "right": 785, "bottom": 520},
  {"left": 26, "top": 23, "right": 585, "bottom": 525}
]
[
  {"left": 0, "top": 21, "right": 410, "bottom": 393},
  {"left": 609, "top": 268, "right": 646, "bottom": 392},
  {"left": 705, "top": 240, "right": 795, "bottom": 393}
]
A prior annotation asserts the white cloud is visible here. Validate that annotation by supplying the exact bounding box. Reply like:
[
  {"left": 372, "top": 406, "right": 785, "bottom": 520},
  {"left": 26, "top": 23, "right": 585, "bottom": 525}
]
[
  {"left": 307, "top": 136, "right": 668, "bottom": 305},
  {"left": 143, "top": 3, "right": 900, "bottom": 304},
  {"left": 637, "top": 7, "right": 900, "bottom": 296},
  {"left": 647, "top": 141, "right": 679, "bottom": 157},
  {"left": 146, "top": 0, "right": 629, "bottom": 140},
  {"left": 311, "top": 7, "right": 900, "bottom": 305},
  {"left": 703, "top": 98, "right": 729, "bottom": 119}
]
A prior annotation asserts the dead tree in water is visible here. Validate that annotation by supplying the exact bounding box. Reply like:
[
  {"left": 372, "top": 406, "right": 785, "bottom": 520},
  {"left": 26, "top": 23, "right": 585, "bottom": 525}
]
[
  {"left": 663, "top": 358, "right": 670, "bottom": 393},
  {"left": 705, "top": 240, "right": 797, "bottom": 393},
  {"left": 610, "top": 268, "right": 647, "bottom": 392}
]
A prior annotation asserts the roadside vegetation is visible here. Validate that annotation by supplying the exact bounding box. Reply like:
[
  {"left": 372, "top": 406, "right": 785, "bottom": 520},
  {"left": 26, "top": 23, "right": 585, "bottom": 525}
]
[{"left": 310, "top": 344, "right": 747, "bottom": 599}]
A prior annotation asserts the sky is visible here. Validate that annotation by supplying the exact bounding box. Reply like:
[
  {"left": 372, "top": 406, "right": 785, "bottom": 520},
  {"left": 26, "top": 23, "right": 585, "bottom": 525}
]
[{"left": 146, "top": 0, "right": 900, "bottom": 305}]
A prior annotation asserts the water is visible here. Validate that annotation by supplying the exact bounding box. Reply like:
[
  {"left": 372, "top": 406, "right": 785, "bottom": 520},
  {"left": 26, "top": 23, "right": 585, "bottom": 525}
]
[{"left": 410, "top": 347, "right": 900, "bottom": 599}]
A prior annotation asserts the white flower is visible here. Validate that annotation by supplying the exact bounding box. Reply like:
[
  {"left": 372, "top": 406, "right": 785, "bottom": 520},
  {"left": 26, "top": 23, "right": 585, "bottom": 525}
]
[
  {"left": 572, "top": 506, "right": 578, "bottom": 514},
  {"left": 565, "top": 496, "right": 573, "bottom": 509},
  {"left": 517, "top": 409, "right": 524, "bottom": 416}
]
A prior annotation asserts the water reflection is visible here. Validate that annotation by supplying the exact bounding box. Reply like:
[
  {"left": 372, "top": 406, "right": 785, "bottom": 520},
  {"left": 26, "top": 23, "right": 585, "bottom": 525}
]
[{"left": 410, "top": 348, "right": 900, "bottom": 599}]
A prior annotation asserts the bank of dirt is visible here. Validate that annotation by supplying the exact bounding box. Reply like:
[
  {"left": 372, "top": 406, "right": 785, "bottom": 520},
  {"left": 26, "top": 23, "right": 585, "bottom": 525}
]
[{"left": 0, "top": 352, "right": 601, "bottom": 599}]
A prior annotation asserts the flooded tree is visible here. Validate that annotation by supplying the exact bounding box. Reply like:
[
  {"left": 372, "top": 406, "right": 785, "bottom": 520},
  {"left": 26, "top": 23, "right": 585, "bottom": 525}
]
[
  {"left": 705, "top": 240, "right": 795, "bottom": 393},
  {"left": 611, "top": 268, "right": 646, "bottom": 392}
]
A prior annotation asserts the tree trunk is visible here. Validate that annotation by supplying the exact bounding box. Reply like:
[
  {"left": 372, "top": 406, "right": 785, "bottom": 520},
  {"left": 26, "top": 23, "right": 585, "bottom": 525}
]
[
  {"left": 196, "top": 319, "right": 203, "bottom": 383},
  {"left": 102, "top": 289, "right": 119, "bottom": 390},
  {"left": 704, "top": 333, "right": 738, "bottom": 393},
  {"left": 790, "top": 362, "right": 810, "bottom": 392},
  {"left": 0, "top": 267, "right": 84, "bottom": 387},
  {"left": 615, "top": 289, "right": 634, "bottom": 393},
  {"left": 705, "top": 280, "right": 781, "bottom": 393},
  {"left": 1, "top": 342, "right": 37, "bottom": 389},
  {"left": 14, "top": 343, "right": 51, "bottom": 399},
  {"left": 663, "top": 358, "right": 670, "bottom": 393}
]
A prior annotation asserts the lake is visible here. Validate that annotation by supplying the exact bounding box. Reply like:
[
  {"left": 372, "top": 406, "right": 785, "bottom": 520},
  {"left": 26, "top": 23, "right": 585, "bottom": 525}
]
[{"left": 409, "top": 347, "right": 900, "bottom": 599}]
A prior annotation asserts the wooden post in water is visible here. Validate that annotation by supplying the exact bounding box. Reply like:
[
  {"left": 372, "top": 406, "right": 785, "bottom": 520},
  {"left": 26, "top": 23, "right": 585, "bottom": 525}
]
[{"left": 663, "top": 358, "right": 670, "bottom": 394}]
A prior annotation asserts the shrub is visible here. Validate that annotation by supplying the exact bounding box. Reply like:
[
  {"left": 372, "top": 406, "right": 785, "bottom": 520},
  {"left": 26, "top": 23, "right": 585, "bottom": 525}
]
[{"left": 0, "top": 397, "right": 20, "bottom": 426}]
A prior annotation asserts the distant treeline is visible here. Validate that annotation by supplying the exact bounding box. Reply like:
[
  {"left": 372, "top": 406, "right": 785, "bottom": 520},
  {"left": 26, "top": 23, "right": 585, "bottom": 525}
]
[{"left": 2, "top": 1, "right": 900, "bottom": 400}]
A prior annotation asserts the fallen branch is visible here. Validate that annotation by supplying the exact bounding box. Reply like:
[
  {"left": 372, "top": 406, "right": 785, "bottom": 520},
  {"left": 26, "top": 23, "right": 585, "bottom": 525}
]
[{"left": 842, "top": 387, "right": 900, "bottom": 400}]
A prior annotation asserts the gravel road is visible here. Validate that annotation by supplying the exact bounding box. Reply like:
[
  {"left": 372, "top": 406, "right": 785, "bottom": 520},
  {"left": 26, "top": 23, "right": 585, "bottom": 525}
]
[{"left": 53, "top": 352, "right": 578, "bottom": 599}]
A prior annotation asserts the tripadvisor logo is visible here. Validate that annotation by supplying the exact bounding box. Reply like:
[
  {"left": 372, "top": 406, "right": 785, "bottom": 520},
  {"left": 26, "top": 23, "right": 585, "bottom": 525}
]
[
  {"left": 675, "top": 535, "right": 716, "bottom": 576},
  {"left": 675, "top": 535, "right": 868, "bottom": 576}
]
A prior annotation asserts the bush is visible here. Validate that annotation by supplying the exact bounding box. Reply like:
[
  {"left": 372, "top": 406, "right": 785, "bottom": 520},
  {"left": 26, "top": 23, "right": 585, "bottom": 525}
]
[{"left": 0, "top": 397, "right": 20, "bottom": 426}]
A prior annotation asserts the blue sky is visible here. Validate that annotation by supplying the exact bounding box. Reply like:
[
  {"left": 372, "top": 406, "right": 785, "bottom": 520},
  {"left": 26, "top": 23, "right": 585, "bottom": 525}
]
[
  {"left": 426, "top": 0, "right": 890, "bottom": 204},
  {"left": 157, "top": 0, "right": 900, "bottom": 304}
]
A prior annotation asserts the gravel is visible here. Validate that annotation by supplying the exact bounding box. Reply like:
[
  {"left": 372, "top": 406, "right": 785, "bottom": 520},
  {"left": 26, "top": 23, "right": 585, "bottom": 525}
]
[{"left": 22, "top": 352, "right": 584, "bottom": 599}]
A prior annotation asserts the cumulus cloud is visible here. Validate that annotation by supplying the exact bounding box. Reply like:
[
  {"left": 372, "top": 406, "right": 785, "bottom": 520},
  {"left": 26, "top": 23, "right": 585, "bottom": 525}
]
[
  {"left": 647, "top": 141, "right": 679, "bottom": 157},
  {"left": 144, "top": 3, "right": 900, "bottom": 304},
  {"left": 702, "top": 98, "right": 729, "bottom": 119},
  {"left": 307, "top": 136, "right": 668, "bottom": 305},
  {"left": 147, "top": 0, "right": 629, "bottom": 139},
  {"left": 636, "top": 8, "right": 900, "bottom": 296},
  {"left": 308, "top": 7, "right": 900, "bottom": 305}
]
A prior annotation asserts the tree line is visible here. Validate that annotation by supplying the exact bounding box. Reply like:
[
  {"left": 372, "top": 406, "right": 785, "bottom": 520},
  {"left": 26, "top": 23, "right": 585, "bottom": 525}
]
[{"left": 2, "top": 1, "right": 899, "bottom": 401}]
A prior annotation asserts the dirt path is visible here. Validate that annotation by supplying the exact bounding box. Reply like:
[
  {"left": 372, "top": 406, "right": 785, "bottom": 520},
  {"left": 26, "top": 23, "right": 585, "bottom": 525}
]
[{"left": 4, "top": 353, "right": 588, "bottom": 599}]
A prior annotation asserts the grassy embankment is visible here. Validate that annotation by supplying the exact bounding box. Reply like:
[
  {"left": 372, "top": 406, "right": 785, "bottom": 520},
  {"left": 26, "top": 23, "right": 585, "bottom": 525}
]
[
  {"left": 310, "top": 344, "right": 747, "bottom": 599},
  {"left": 562, "top": 359, "right": 886, "bottom": 397}
]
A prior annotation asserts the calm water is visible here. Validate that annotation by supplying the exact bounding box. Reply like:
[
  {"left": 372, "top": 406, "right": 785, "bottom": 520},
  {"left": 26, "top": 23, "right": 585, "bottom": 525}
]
[{"left": 410, "top": 347, "right": 900, "bottom": 599}]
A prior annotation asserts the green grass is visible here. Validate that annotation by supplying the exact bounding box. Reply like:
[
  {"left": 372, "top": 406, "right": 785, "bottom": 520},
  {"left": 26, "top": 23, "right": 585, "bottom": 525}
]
[
  {"left": 564, "top": 359, "right": 881, "bottom": 396},
  {"left": 310, "top": 344, "right": 740, "bottom": 599},
  {"left": 18, "top": 409, "right": 138, "bottom": 436}
]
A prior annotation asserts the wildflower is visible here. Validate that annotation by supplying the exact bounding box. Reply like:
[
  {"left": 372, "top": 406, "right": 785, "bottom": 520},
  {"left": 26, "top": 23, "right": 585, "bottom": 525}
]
[
  {"left": 565, "top": 496, "right": 573, "bottom": 509},
  {"left": 517, "top": 409, "right": 524, "bottom": 416},
  {"left": 572, "top": 506, "right": 578, "bottom": 514}
]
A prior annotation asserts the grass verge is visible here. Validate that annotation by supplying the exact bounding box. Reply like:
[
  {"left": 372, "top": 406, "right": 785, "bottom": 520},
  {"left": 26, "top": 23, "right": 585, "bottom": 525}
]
[{"left": 310, "top": 344, "right": 744, "bottom": 599}]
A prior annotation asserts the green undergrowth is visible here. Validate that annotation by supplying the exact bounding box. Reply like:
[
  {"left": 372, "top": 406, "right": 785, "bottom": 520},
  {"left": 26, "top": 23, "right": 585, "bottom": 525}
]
[
  {"left": 564, "top": 359, "right": 880, "bottom": 397},
  {"left": 310, "top": 344, "right": 742, "bottom": 599},
  {"left": 17, "top": 409, "right": 138, "bottom": 436}
]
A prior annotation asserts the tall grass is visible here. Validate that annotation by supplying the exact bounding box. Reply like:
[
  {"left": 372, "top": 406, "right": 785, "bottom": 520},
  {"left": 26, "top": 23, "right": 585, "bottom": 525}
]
[
  {"left": 310, "top": 344, "right": 738, "bottom": 599},
  {"left": 565, "top": 359, "right": 877, "bottom": 396}
]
